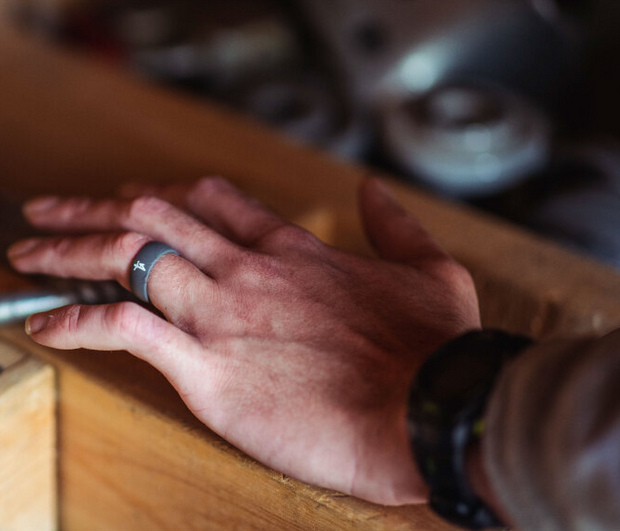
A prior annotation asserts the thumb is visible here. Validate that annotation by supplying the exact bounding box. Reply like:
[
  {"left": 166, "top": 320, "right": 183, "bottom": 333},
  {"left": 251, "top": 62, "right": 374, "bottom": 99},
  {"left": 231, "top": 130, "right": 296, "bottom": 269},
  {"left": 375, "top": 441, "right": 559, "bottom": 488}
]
[{"left": 359, "top": 178, "right": 449, "bottom": 266}]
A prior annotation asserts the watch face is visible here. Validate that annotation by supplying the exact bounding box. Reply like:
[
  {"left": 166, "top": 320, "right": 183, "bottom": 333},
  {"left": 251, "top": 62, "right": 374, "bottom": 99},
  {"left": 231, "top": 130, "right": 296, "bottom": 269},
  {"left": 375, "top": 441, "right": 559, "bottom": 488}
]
[
  {"left": 415, "top": 329, "right": 532, "bottom": 417},
  {"left": 425, "top": 350, "right": 499, "bottom": 411},
  {"left": 408, "top": 330, "right": 531, "bottom": 531}
]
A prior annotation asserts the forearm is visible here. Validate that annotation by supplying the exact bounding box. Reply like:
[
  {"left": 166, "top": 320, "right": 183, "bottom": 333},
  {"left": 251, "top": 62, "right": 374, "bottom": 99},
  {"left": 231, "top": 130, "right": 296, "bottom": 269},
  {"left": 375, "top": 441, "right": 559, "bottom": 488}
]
[{"left": 474, "top": 332, "right": 620, "bottom": 531}]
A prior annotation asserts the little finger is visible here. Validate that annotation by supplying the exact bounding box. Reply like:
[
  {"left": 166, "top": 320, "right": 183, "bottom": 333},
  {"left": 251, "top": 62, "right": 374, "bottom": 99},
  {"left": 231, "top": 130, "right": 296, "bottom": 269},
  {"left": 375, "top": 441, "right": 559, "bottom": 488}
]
[{"left": 25, "top": 302, "right": 209, "bottom": 384}]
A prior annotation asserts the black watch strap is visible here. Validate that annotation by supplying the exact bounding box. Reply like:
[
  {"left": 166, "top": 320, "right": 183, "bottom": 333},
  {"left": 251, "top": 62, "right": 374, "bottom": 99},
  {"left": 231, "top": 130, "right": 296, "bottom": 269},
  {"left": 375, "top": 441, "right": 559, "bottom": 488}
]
[{"left": 407, "top": 330, "right": 533, "bottom": 530}]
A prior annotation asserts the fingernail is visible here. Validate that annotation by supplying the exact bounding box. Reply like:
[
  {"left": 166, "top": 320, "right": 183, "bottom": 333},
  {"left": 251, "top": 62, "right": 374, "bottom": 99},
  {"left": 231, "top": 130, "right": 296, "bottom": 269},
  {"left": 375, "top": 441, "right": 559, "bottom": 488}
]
[
  {"left": 23, "top": 196, "right": 59, "bottom": 216},
  {"left": 7, "top": 238, "right": 41, "bottom": 259},
  {"left": 26, "top": 314, "right": 48, "bottom": 335}
]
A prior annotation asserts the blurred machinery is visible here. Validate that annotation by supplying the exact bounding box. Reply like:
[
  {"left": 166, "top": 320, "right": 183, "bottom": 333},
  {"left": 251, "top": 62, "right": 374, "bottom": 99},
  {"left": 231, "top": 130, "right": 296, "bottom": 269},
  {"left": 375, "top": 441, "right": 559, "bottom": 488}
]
[
  {"left": 297, "top": 0, "right": 564, "bottom": 197},
  {"left": 6, "top": 0, "right": 620, "bottom": 269}
]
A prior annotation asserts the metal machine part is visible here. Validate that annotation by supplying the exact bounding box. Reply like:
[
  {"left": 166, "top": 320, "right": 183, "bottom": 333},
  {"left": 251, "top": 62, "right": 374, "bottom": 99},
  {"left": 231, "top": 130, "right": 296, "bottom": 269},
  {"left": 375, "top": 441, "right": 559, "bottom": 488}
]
[
  {"left": 0, "top": 280, "right": 130, "bottom": 326},
  {"left": 236, "top": 74, "right": 367, "bottom": 159},
  {"left": 527, "top": 143, "right": 620, "bottom": 269},
  {"left": 381, "top": 83, "right": 551, "bottom": 197},
  {"left": 127, "top": 16, "right": 300, "bottom": 87},
  {"left": 50, "top": 1, "right": 365, "bottom": 158},
  {"left": 296, "top": 0, "right": 573, "bottom": 194},
  {"left": 296, "top": 0, "right": 577, "bottom": 106}
]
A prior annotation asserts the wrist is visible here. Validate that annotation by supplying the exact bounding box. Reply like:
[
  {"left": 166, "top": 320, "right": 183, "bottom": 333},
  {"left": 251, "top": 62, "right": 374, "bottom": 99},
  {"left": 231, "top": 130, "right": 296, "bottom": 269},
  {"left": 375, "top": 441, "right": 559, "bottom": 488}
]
[{"left": 407, "top": 329, "right": 532, "bottom": 529}]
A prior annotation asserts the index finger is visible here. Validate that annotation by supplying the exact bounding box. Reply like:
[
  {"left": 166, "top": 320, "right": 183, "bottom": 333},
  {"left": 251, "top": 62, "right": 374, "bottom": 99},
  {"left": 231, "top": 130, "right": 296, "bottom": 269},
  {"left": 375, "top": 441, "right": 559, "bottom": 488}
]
[{"left": 119, "top": 177, "right": 285, "bottom": 247}]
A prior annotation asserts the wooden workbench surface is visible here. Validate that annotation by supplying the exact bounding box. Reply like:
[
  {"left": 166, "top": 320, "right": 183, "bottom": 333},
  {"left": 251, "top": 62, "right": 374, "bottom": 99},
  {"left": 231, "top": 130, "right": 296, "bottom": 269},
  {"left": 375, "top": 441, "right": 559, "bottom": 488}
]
[{"left": 1, "top": 22, "right": 619, "bottom": 531}]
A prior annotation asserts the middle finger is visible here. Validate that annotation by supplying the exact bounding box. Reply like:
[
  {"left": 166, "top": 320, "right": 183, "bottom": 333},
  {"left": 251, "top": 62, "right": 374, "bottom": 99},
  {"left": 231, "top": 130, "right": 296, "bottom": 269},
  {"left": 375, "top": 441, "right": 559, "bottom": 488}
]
[{"left": 22, "top": 195, "right": 243, "bottom": 274}]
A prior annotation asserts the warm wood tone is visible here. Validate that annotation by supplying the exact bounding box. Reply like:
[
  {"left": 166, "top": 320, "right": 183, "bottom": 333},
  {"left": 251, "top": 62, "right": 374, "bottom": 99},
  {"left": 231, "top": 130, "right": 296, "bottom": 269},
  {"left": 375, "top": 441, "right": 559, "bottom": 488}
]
[
  {"left": 0, "top": 22, "right": 619, "bottom": 530},
  {"left": 2, "top": 329, "right": 459, "bottom": 531},
  {"left": 0, "top": 339, "right": 56, "bottom": 531}
]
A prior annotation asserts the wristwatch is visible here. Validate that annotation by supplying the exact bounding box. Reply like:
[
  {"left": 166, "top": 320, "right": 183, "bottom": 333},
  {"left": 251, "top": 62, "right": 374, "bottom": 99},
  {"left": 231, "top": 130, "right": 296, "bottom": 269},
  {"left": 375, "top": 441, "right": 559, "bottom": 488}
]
[{"left": 407, "top": 329, "right": 533, "bottom": 530}]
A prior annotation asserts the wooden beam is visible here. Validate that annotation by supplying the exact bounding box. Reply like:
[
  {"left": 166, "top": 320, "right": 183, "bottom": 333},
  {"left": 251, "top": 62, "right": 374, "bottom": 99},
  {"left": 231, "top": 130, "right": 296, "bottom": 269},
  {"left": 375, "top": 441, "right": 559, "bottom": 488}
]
[
  {"left": 0, "top": 339, "right": 56, "bottom": 531},
  {"left": 2, "top": 329, "right": 460, "bottom": 531}
]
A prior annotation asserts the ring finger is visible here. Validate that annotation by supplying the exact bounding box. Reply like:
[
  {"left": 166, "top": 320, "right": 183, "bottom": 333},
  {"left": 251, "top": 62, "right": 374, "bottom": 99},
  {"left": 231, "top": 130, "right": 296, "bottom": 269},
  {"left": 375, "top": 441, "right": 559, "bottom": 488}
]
[{"left": 8, "top": 232, "right": 216, "bottom": 326}]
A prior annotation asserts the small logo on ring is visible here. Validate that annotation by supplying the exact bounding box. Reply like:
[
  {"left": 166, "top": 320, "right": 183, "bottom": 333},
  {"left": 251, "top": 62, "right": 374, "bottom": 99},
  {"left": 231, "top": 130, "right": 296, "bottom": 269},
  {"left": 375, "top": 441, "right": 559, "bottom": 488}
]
[{"left": 133, "top": 261, "right": 146, "bottom": 272}]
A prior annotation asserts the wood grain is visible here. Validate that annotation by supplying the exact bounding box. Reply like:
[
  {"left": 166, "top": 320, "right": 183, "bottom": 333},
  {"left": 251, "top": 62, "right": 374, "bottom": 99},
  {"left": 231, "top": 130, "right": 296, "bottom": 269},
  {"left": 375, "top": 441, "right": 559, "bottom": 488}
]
[
  {"left": 0, "top": 340, "right": 56, "bottom": 531},
  {"left": 0, "top": 331, "right": 460, "bottom": 531},
  {"left": 0, "top": 21, "right": 619, "bottom": 530}
]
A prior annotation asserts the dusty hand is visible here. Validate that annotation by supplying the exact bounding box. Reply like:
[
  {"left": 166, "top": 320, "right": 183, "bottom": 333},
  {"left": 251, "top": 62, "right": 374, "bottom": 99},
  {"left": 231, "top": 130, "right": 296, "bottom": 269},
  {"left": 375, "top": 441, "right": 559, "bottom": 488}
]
[{"left": 8, "top": 177, "right": 480, "bottom": 505}]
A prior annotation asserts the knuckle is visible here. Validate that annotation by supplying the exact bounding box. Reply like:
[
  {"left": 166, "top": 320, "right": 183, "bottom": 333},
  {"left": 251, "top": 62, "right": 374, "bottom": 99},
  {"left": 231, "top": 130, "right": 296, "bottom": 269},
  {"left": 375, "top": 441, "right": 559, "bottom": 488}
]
[
  {"left": 195, "top": 176, "right": 228, "bottom": 194},
  {"left": 262, "top": 224, "right": 320, "bottom": 252},
  {"left": 434, "top": 259, "right": 476, "bottom": 294},
  {"left": 124, "top": 196, "right": 170, "bottom": 225},
  {"left": 104, "top": 302, "right": 142, "bottom": 341},
  {"left": 232, "top": 253, "right": 293, "bottom": 293},
  {"left": 236, "top": 252, "right": 280, "bottom": 285},
  {"left": 50, "top": 236, "right": 74, "bottom": 256},
  {"left": 107, "top": 232, "right": 150, "bottom": 262},
  {"left": 62, "top": 304, "right": 84, "bottom": 335},
  {"left": 59, "top": 197, "right": 91, "bottom": 221},
  {"left": 257, "top": 254, "right": 286, "bottom": 279}
]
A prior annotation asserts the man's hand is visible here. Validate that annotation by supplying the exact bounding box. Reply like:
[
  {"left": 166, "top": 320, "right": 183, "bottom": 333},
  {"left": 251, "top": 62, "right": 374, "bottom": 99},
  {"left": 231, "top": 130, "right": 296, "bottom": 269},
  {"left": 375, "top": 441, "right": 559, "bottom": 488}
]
[{"left": 7, "top": 177, "right": 480, "bottom": 505}]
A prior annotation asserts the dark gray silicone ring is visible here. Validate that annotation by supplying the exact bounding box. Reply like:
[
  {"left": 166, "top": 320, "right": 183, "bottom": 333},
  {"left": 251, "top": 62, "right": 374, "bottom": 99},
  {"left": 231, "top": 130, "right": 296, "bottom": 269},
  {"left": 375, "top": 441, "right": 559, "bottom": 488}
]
[{"left": 129, "top": 241, "right": 179, "bottom": 303}]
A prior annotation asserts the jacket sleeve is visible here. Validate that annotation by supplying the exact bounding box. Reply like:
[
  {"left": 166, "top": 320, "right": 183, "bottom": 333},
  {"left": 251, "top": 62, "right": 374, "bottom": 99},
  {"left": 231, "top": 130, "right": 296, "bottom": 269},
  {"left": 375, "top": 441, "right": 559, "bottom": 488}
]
[{"left": 481, "top": 329, "right": 620, "bottom": 531}]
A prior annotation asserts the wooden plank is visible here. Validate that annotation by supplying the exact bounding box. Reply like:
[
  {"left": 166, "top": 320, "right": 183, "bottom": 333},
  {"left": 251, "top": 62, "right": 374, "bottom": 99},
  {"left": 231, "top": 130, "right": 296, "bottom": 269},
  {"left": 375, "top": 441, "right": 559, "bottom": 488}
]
[
  {"left": 2, "top": 328, "right": 459, "bottom": 531},
  {"left": 0, "top": 339, "right": 56, "bottom": 531},
  {"left": 0, "top": 22, "right": 619, "bottom": 530}
]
